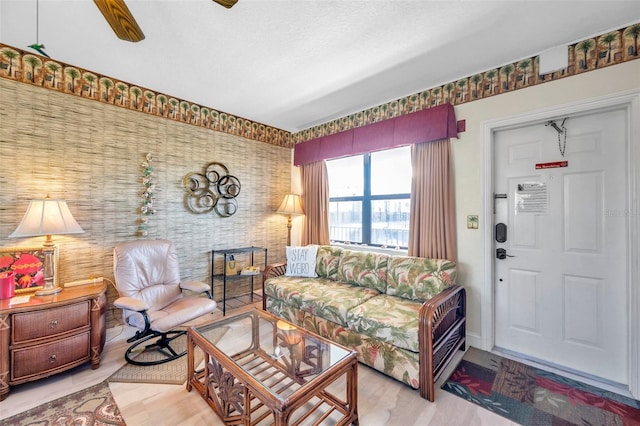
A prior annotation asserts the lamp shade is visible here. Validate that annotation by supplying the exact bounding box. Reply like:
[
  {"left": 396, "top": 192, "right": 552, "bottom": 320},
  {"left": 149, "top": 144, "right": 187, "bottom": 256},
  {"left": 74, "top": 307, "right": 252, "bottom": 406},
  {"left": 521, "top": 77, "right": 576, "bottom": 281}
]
[
  {"left": 9, "top": 198, "right": 84, "bottom": 238},
  {"left": 276, "top": 194, "right": 304, "bottom": 216}
]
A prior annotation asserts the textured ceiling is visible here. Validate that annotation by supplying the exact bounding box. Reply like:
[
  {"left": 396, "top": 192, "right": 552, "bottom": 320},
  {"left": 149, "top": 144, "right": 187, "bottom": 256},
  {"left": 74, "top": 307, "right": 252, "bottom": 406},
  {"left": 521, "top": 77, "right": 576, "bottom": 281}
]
[{"left": 1, "top": 0, "right": 638, "bottom": 132}]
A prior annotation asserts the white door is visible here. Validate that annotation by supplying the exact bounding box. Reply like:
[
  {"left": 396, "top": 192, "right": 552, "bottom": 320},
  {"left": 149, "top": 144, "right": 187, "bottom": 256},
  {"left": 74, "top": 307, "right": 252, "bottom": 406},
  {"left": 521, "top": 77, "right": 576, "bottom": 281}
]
[{"left": 493, "top": 107, "right": 628, "bottom": 385}]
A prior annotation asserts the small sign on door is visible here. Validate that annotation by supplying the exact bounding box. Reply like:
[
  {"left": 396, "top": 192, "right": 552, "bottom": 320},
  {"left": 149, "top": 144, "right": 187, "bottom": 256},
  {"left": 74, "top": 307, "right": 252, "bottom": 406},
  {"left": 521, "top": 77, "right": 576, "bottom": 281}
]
[
  {"left": 515, "top": 182, "right": 548, "bottom": 214},
  {"left": 535, "top": 161, "right": 568, "bottom": 169}
]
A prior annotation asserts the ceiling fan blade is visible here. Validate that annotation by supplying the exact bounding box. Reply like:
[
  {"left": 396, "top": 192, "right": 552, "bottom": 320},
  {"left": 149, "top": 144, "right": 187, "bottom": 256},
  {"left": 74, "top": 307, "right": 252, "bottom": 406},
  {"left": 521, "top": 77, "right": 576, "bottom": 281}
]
[
  {"left": 213, "top": 0, "right": 238, "bottom": 9},
  {"left": 94, "top": 0, "right": 145, "bottom": 42}
]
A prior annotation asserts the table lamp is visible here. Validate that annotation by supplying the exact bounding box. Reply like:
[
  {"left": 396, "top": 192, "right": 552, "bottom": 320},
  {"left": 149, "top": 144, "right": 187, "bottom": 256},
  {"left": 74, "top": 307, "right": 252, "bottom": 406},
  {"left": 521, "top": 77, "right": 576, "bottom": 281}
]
[
  {"left": 276, "top": 194, "right": 304, "bottom": 246},
  {"left": 9, "top": 195, "right": 84, "bottom": 295}
]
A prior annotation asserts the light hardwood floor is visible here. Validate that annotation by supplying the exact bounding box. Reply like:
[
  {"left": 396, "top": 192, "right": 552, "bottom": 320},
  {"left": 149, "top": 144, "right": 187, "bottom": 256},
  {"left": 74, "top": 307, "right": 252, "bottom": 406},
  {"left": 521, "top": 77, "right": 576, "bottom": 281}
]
[{"left": 0, "top": 303, "right": 515, "bottom": 426}]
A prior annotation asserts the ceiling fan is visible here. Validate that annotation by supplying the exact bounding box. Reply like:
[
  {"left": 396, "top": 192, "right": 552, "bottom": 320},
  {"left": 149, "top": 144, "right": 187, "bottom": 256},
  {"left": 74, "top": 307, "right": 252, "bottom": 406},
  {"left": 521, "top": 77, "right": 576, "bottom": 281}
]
[{"left": 93, "top": 0, "right": 238, "bottom": 42}]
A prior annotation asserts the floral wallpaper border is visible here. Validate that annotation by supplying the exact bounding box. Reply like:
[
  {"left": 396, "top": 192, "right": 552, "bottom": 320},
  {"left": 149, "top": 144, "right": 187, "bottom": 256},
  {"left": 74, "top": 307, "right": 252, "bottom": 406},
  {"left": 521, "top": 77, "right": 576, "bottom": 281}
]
[
  {"left": 0, "top": 42, "right": 292, "bottom": 148},
  {"left": 1, "top": 22, "right": 638, "bottom": 148},
  {"left": 291, "top": 22, "right": 640, "bottom": 144}
]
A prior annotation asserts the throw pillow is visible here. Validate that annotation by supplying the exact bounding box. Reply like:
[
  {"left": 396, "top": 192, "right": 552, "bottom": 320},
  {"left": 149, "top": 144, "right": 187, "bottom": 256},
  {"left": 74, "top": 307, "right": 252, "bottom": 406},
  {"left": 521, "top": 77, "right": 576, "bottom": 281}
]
[{"left": 285, "top": 245, "right": 318, "bottom": 277}]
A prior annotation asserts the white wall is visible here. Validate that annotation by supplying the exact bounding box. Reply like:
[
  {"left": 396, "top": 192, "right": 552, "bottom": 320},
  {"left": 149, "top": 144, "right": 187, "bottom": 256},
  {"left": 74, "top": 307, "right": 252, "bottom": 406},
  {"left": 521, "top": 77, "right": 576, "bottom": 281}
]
[{"left": 452, "top": 60, "right": 640, "bottom": 347}]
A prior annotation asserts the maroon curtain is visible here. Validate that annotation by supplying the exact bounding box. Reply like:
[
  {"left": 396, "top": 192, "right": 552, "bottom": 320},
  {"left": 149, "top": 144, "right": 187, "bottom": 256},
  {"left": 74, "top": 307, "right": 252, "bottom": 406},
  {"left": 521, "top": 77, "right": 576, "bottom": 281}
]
[{"left": 294, "top": 103, "right": 457, "bottom": 166}]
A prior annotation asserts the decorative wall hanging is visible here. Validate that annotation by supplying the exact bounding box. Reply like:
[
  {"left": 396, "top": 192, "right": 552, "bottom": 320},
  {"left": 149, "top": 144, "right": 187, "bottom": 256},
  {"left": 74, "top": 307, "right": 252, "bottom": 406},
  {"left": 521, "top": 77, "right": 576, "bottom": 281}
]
[
  {"left": 138, "top": 153, "right": 155, "bottom": 236},
  {"left": 183, "top": 162, "right": 241, "bottom": 217}
]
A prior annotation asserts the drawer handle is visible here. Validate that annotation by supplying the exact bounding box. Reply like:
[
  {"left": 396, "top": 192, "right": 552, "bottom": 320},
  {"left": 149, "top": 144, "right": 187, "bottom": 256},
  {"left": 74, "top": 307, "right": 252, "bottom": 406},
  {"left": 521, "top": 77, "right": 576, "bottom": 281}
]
[
  {"left": 49, "top": 354, "right": 57, "bottom": 363},
  {"left": 49, "top": 320, "right": 58, "bottom": 329}
]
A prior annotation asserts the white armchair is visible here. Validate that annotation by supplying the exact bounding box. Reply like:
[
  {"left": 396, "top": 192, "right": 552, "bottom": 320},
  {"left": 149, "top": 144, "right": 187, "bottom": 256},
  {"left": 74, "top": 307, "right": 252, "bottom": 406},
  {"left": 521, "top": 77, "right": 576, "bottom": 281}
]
[{"left": 113, "top": 239, "right": 217, "bottom": 365}]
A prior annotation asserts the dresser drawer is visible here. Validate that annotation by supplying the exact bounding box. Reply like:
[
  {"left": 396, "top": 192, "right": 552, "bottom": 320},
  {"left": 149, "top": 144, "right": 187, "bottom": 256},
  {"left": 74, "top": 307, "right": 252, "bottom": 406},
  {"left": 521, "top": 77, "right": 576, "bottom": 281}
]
[
  {"left": 12, "top": 301, "right": 90, "bottom": 343},
  {"left": 11, "top": 331, "right": 91, "bottom": 381}
]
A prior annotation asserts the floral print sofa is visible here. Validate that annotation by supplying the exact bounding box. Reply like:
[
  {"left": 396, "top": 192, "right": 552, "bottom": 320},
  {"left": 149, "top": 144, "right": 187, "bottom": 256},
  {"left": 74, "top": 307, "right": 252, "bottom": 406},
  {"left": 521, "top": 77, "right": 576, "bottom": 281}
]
[{"left": 262, "top": 245, "right": 466, "bottom": 401}]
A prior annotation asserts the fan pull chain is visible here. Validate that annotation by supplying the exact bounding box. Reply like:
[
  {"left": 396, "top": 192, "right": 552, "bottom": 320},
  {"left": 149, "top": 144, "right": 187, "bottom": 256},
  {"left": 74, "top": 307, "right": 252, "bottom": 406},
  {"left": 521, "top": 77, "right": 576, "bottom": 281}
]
[{"left": 36, "top": 0, "right": 39, "bottom": 44}]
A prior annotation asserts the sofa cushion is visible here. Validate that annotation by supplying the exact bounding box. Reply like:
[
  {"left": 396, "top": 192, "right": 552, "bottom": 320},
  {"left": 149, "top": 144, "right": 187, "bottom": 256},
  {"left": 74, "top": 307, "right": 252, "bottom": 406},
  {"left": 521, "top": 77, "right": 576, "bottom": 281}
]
[
  {"left": 336, "top": 249, "right": 388, "bottom": 293},
  {"left": 315, "top": 245, "right": 343, "bottom": 279},
  {"left": 386, "top": 256, "right": 456, "bottom": 302},
  {"left": 285, "top": 245, "right": 318, "bottom": 277},
  {"left": 264, "top": 275, "right": 379, "bottom": 326},
  {"left": 346, "top": 294, "right": 422, "bottom": 352}
]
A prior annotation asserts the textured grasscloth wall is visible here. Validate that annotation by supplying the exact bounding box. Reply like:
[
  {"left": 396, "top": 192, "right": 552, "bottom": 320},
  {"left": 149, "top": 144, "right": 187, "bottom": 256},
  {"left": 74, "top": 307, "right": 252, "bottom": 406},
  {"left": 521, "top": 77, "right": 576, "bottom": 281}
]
[{"left": 0, "top": 77, "right": 291, "bottom": 327}]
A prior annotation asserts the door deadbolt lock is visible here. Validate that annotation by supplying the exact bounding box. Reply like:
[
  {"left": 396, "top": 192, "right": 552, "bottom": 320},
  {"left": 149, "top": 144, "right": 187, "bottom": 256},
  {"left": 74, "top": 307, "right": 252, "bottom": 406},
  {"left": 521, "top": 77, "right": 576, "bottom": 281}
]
[
  {"left": 495, "top": 223, "right": 507, "bottom": 243},
  {"left": 496, "top": 248, "right": 515, "bottom": 259}
]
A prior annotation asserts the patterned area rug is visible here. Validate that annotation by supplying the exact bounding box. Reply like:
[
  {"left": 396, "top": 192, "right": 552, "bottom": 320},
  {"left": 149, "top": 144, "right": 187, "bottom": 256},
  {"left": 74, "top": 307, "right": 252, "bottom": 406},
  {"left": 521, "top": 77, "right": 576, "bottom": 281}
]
[
  {"left": 108, "top": 326, "right": 228, "bottom": 385},
  {"left": 2, "top": 380, "right": 125, "bottom": 426},
  {"left": 442, "top": 347, "right": 640, "bottom": 425}
]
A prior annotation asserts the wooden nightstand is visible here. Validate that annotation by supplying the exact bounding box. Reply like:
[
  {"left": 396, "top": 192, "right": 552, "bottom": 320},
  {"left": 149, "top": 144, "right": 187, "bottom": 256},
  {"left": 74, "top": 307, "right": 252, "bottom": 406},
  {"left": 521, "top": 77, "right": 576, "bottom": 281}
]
[{"left": 0, "top": 282, "right": 107, "bottom": 400}]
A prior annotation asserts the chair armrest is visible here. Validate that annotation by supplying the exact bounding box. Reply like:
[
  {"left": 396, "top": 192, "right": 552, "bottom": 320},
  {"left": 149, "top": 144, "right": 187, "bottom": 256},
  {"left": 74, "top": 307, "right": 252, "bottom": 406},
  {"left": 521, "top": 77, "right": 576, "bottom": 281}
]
[
  {"left": 180, "top": 280, "right": 210, "bottom": 293},
  {"left": 262, "top": 263, "right": 287, "bottom": 309},
  {"left": 418, "top": 284, "right": 466, "bottom": 401},
  {"left": 115, "top": 296, "right": 152, "bottom": 342},
  {"left": 114, "top": 296, "right": 148, "bottom": 312}
]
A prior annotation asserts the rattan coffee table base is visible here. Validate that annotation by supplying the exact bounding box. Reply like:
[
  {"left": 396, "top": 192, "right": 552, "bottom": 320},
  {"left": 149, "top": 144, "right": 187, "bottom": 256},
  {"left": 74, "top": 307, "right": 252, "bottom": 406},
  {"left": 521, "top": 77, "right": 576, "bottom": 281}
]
[{"left": 186, "top": 310, "right": 358, "bottom": 426}]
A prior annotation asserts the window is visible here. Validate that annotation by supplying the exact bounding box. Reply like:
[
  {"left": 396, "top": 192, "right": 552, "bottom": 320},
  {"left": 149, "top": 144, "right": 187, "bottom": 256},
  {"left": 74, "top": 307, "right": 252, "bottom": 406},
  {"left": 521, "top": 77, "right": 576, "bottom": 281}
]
[{"left": 327, "top": 146, "right": 411, "bottom": 248}]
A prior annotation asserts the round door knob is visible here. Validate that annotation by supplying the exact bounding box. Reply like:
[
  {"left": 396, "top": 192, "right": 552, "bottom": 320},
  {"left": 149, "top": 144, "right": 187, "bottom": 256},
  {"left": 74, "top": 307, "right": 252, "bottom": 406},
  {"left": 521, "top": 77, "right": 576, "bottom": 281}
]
[{"left": 49, "top": 354, "right": 57, "bottom": 363}]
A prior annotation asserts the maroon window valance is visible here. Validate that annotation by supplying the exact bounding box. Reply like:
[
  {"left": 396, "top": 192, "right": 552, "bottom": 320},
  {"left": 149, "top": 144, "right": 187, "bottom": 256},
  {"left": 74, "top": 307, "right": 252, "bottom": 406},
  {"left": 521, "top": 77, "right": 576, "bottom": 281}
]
[{"left": 293, "top": 103, "right": 458, "bottom": 166}]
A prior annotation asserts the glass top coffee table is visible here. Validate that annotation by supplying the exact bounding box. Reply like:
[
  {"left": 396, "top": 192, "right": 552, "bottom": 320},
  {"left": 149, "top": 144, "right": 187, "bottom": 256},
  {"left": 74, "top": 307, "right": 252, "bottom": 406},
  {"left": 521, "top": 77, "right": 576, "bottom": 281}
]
[{"left": 187, "top": 308, "right": 359, "bottom": 425}]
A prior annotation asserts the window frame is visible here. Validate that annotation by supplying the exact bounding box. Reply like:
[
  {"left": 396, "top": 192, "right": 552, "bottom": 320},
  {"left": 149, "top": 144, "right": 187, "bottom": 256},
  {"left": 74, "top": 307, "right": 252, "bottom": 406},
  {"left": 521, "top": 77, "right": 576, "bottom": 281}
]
[{"left": 328, "top": 148, "right": 411, "bottom": 248}]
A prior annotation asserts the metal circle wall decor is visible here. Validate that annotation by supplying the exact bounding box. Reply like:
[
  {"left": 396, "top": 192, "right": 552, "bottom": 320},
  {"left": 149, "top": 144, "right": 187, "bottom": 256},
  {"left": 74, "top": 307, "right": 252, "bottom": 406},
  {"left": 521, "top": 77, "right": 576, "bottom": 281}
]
[{"left": 183, "top": 162, "right": 241, "bottom": 217}]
